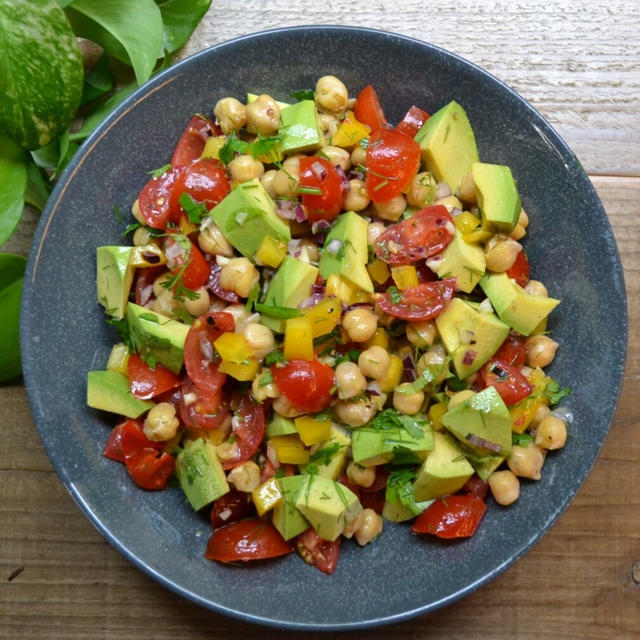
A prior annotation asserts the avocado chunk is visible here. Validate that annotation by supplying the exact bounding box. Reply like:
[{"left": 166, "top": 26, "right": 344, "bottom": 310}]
[
  {"left": 210, "top": 178, "right": 291, "bottom": 258},
  {"left": 127, "top": 303, "right": 190, "bottom": 374},
  {"left": 429, "top": 229, "right": 485, "bottom": 293},
  {"left": 442, "top": 387, "right": 512, "bottom": 457},
  {"left": 278, "top": 100, "right": 324, "bottom": 154},
  {"left": 272, "top": 475, "right": 310, "bottom": 541},
  {"left": 319, "top": 211, "right": 373, "bottom": 293},
  {"left": 96, "top": 246, "right": 134, "bottom": 320},
  {"left": 294, "top": 474, "right": 362, "bottom": 541},
  {"left": 87, "top": 370, "right": 154, "bottom": 418},
  {"left": 298, "top": 424, "right": 352, "bottom": 480},
  {"left": 413, "top": 431, "right": 474, "bottom": 501},
  {"left": 468, "top": 452, "right": 505, "bottom": 481},
  {"left": 260, "top": 256, "right": 318, "bottom": 332},
  {"left": 383, "top": 469, "right": 434, "bottom": 522},
  {"left": 480, "top": 272, "right": 560, "bottom": 336},
  {"left": 472, "top": 162, "right": 521, "bottom": 234},
  {"left": 266, "top": 415, "right": 298, "bottom": 437},
  {"left": 415, "top": 100, "right": 479, "bottom": 193},
  {"left": 176, "top": 438, "right": 229, "bottom": 511},
  {"left": 435, "top": 297, "right": 509, "bottom": 379}
]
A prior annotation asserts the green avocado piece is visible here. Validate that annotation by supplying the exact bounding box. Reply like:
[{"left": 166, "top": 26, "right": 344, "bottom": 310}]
[
  {"left": 87, "top": 370, "right": 154, "bottom": 418},
  {"left": 127, "top": 303, "right": 190, "bottom": 374},
  {"left": 381, "top": 500, "right": 418, "bottom": 523},
  {"left": 472, "top": 162, "right": 521, "bottom": 234},
  {"left": 298, "top": 424, "right": 352, "bottom": 480},
  {"left": 266, "top": 415, "right": 298, "bottom": 437},
  {"left": 468, "top": 452, "right": 505, "bottom": 481},
  {"left": 260, "top": 256, "right": 318, "bottom": 332},
  {"left": 294, "top": 474, "right": 362, "bottom": 542},
  {"left": 96, "top": 246, "right": 134, "bottom": 319},
  {"left": 319, "top": 211, "right": 373, "bottom": 293},
  {"left": 272, "top": 475, "right": 310, "bottom": 541},
  {"left": 210, "top": 178, "right": 291, "bottom": 257},
  {"left": 479, "top": 272, "right": 560, "bottom": 336},
  {"left": 415, "top": 100, "right": 479, "bottom": 193},
  {"left": 278, "top": 100, "right": 324, "bottom": 154},
  {"left": 435, "top": 297, "right": 509, "bottom": 379},
  {"left": 413, "top": 431, "right": 474, "bottom": 501},
  {"left": 176, "top": 439, "right": 229, "bottom": 511},
  {"left": 429, "top": 229, "right": 485, "bottom": 293},
  {"left": 442, "top": 387, "right": 512, "bottom": 457}
]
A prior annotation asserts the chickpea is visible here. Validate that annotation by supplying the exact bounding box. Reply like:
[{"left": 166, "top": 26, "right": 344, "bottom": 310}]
[
  {"left": 518, "top": 208, "right": 529, "bottom": 228},
  {"left": 354, "top": 508, "right": 384, "bottom": 546},
  {"left": 367, "top": 221, "right": 386, "bottom": 247},
  {"left": 132, "top": 226, "right": 154, "bottom": 247},
  {"left": 458, "top": 171, "right": 477, "bottom": 204},
  {"left": 152, "top": 273, "right": 173, "bottom": 299},
  {"left": 434, "top": 194, "right": 463, "bottom": 213},
  {"left": 318, "top": 112, "right": 339, "bottom": 139},
  {"left": 315, "top": 75, "right": 349, "bottom": 113},
  {"left": 485, "top": 236, "right": 522, "bottom": 273},
  {"left": 350, "top": 144, "right": 367, "bottom": 167},
  {"left": 241, "top": 322, "right": 275, "bottom": 360},
  {"left": 219, "top": 257, "right": 259, "bottom": 298},
  {"left": 448, "top": 389, "right": 475, "bottom": 410},
  {"left": 251, "top": 371, "right": 280, "bottom": 403},
  {"left": 335, "top": 361, "right": 367, "bottom": 400},
  {"left": 416, "top": 345, "right": 448, "bottom": 384},
  {"left": 343, "top": 179, "right": 370, "bottom": 212},
  {"left": 131, "top": 198, "right": 144, "bottom": 224},
  {"left": 272, "top": 395, "right": 305, "bottom": 418},
  {"left": 272, "top": 156, "right": 301, "bottom": 197},
  {"left": 507, "top": 444, "right": 545, "bottom": 480},
  {"left": 198, "top": 219, "right": 234, "bottom": 257},
  {"left": 246, "top": 94, "right": 280, "bottom": 136},
  {"left": 181, "top": 286, "right": 210, "bottom": 317},
  {"left": 488, "top": 470, "right": 520, "bottom": 505},
  {"left": 227, "top": 460, "right": 261, "bottom": 492},
  {"left": 535, "top": 415, "right": 567, "bottom": 450},
  {"left": 143, "top": 402, "right": 180, "bottom": 441},
  {"left": 510, "top": 223, "right": 526, "bottom": 241},
  {"left": 393, "top": 385, "right": 425, "bottom": 415},
  {"left": 525, "top": 335, "right": 559, "bottom": 368},
  {"left": 321, "top": 145, "right": 351, "bottom": 171},
  {"left": 342, "top": 307, "right": 378, "bottom": 342},
  {"left": 220, "top": 303, "right": 251, "bottom": 329},
  {"left": 151, "top": 288, "right": 177, "bottom": 316},
  {"left": 374, "top": 194, "right": 406, "bottom": 221},
  {"left": 260, "top": 169, "right": 278, "bottom": 198},
  {"left": 405, "top": 320, "right": 437, "bottom": 349},
  {"left": 228, "top": 154, "right": 264, "bottom": 183},
  {"left": 213, "top": 97, "right": 247, "bottom": 134},
  {"left": 406, "top": 171, "right": 437, "bottom": 207},
  {"left": 531, "top": 404, "right": 551, "bottom": 428},
  {"left": 346, "top": 461, "right": 376, "bottom": 488},
  {"left": 296, "top": 238, "right": 320, "bottom": 263},
  {"left": 334, "top": 399, "right": 376, "bottom": 427},
  {"left": 358, "top": 346, "right": 390, "bottom": 381},
  {"left": 524, "top": 279, "right": 549, "bottom": 297},
  {"left": 217, "top": 441, "right": 241, "bottom": 463}
]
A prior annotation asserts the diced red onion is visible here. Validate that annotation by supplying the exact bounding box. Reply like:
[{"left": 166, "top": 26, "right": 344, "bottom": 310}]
[
  {"left": 348, "top": 168, "right": 366, "bottom": 181},
  {"left": 426, "top": 255, "right": 444, "bottom": 271},
  {"left": 326, "top": 238, "right": 343, "bottom": 255},
  {"left": 335, "top": 165, "right": 350, "bottom": 191},
  {"left": 275, "top": 198, "right": 299, "bottom": 220},
  {"left": 287, "top": 238, "right": 302, "bottom": 255},
  {"left": 551, "top": 406, "right": 574, "bottom": 425},
  {"left": 311, "top": 283, "right": 325, "bottom": 296},
  {"left": 199, "top": 333, "right": 214, "bottom": 362},
  {"left": 311, "top": 219, "right": 331, "bottom": 234},
  {"left": 402, "top": 354, "right": 417, "bottom": 382},
  {"left": 462, "top": 350, "right": 477, "bottom": 365},
  {"left": 342, "top": 301, "right": 373, "bottom": 314},
  {"left": 460, "top": 329, "right": 475, "bottom": 345},
  {"left": 450, "top": 207, "right": 463, "bottom": 217},
  {"left": 311, "top": 161, "right": 327, "bottom": 179},
  {"left": 366, "top": 381, "right": 382, "bottom": 397},
  {"left": 294, "top": 205, "right": 307, "bottom": 223},
  {"left": 435, "top": 182, "right": 451, "bottom": 200},
  {"left": 298, "top": 293, "right": 325, "bottom": 309},
  {"left": 139, "top": 284, "right": 153, "bottom": 306},
  {"left": 218, "top": 507, "right": 232, "bottom": 522},
  {"left": 206, "top": 263, "right": 240, "bottom": 303},
  {"left": 164, "top": 240, "right": 183, "bottom": 267},
  {"left": 465, "top": 433, "right": 502, "bottom": 453},
  {"left": 235, "top": 211, "right": 248, "bottom": 226}
]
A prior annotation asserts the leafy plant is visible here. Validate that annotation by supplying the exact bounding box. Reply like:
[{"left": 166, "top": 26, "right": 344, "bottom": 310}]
[{"left": 0, "top": 0, "right": 212, "bottom": 382}]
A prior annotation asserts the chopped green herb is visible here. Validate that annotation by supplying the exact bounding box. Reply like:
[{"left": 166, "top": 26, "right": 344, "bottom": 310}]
[
  {"left": 258, "top": 371, "right": 274, "bottom": 387},
  {"left": 161, "top": 263, "right": 200, "bottom": 302},
  {"left": 113, "top": 203, "right": 125, "bottom": 225},
  {"left": 447, "top": 377, "right": 468, "bottom": 392},
  {"left": 368, "top": 408, "right": 427, "bottom": 439},
  {"left": 122, "top": 222, "right": 141, "bottom": 236},
  {"left": 544, "top": 379, "right": 572, "bottom": 405},
  {"left": 245, "top": 281, "right": 260, "bottom": 312},
  {"left": 512, "top": 432, "right": 534, "bottom": 447},
  {"left": 265, "top": 349, "right": 286, "bottom": 365},
  {"left": 387, "top": 286, "right": 403, "bottom": 304},
  {"left": 291, "top": 89, "right": 315, "bottom": 101},
  {"left": 218, "top": 131, "right": 250, "bottom": 165},
  {"left": 148, "top": 163, "right": 172, "bottom": 178},
  {"left": 333, "top": 349, "right": 360, "bottom": 366},
  {"left": 254, "top": 302, "right": 301, "bottom": 318},
  {"left": 105, "top": 316, "right": 134, "bottom": 352},
  {"left": 139, "top": 313, "right": 160, "bottom": 323},
  {"left": 308, "top": 442, "right": 344, "bottom": 467},
  {"left": 178, "top": 192, "right": 208, "bottom": 224},
  {"left": 296, "top": 186, "right": 323, "bottom": 196},
  {"left": 251, "top": 135, "right": 282, "bottom": 161}
]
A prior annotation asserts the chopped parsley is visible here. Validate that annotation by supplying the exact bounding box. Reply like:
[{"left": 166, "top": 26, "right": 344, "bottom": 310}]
[
  {"left": 543, "top": 379, "right": 572, "bottom": 405},
  {"left": 251, "top": 135, "right": 282, "bottom": 161},
  {"left": 105, "top": 316, "right": 134, "bottom": 351},
  {"left": 333, "top": 349, "right": 360, "bottom": 366},
  {"left": 512, "top": 432, "right": 534, "bottom": 447},
  {"left": 369, "top": 409, "right": 427, "bottom": 439},
  {"left": 161, "top": 263, "right": 200, "bottom": 302},
  {"left": 387, "top": 286, "right": 403, "bottom": 304},
  {"left": 218, "top": 131, "right": 250, "bottom": 164},
  {"left": 291, "top": 89, "right": 315, "bottom": 101},
  {"left": 265, "top": 349, "right": 286, "bottom": 365},
  {"left": 258, "top": 371, "right": 274, "bottom": 387},
  {"left": 148, "top": 163, "right": 172, "bottom": 178},
  {"left": 113, "top": 203, "right": 125, "bottom": 225},
  {"left": 178, "top": 192, "right": 208, "bottom": 224},
  {"left": 254, "top": 302, "right": 300, "bottom": 318}
]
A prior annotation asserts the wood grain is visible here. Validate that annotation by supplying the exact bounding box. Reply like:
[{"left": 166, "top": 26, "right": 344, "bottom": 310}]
[{"left": 2, "top": 2, "right": 639, "bottom": 638}]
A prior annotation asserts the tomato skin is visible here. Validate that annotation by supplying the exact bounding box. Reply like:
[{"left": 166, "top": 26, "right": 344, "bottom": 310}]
[
  {"left": 169, "top": 158, "right": 230, "bottom": 217},
  {"left": 298, "top": 156, "right": 343, "bottom": 222},
  {"left": 493, "top": 332, "right": 527, "bottom": 367},
  {"left": 354, "top": 85, "right": 388, "bottom": 132},
  {"left": 506, "top": 250, "right": 531, "bottom": 287},
  {"left": 164, "top": 235, "right": 210, "bottom": 290},
  {"left": 374, "top": 205, "right": 455, "bottom": 264},
  {"left": 103, "top": 419, "right": 147, "bottom": 463},
  {"left": 127, "top": 353, "right": 182, "bottom": 400},
  {"left": 179, "top": 378, "right": 229, "bottom": 430},
  {"left": 396, "top": 105, "right": 430, "bottom": 138},
  {"left": 479, "top": 359, "right": 533, "bottom": 406},
  {"left": 412, "top": 494, "right": 487, "bottom": 538},
  {"left": 205, "top": 519, "right": 292, "bottom": 563},
  {"left": 138, "top": 167, "right": 184, "bottom": 230},
  {"left": 374, "top": 278, "right": 456, "bottom": 321},
  {"left": 221, "top": 394, "right": 266, "bottom": 470},
  {"left": 271, "top": 360, "right": 335, "bottom": 413},
  {"left": 295, "top": 528, "right": 341, "bottom": 575},
  {"left": 171, "top": 114, "right": 217, "bottom": 168},
  {"left": 462, "top": 475, "right": 489, "bottom": 501},
  {"left": 366, "top": 128, "right": 421, "bottom": 203},
  {"left": 210, "top": 489, "right": 255, "bottom": 529}
]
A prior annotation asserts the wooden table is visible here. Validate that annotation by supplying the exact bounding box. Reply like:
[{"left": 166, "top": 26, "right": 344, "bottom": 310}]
[{"left": 2, "top": 2, "right": 639, "bottom": 638}]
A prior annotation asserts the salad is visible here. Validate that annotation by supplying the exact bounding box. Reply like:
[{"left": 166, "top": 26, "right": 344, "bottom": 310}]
[{"left": 88, "top": 75, "right": 571, "bottom": 574}]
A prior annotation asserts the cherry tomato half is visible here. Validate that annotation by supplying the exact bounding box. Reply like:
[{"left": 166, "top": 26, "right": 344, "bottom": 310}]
[
  {"left": 506, "top": 249, "right": 531, "bottom": 287},
  {"left": 178, "top": 378, "right": 229, "bottom": 430},
  {"left": 210, "top": 488, "right": 255, "bottom": 529},
  {"left": 396, "top": 105, "right": 430, "bottom": 138},
  {"left": 271, "top": 359, "right": 335, "bottom": 413},
  {"left": 298, "top": 156, "right": 343, "bottom": 223},
  {"left": 479, "top": 359, "right": 533, "bottom": 407},
  {"left": 221, "top": 393, "right": 266, "bottom": 470},
  {"left": 412, "top": 494, "right": 487, "bottom": 538},
  {"left": 164, "top": 235, "right": 210, "bottom": 290},
  {"left": 354, "top": 85, "right": 388, "bottom": 132},
  {"left": 366, "top": 128, "right": 421, "bottom": 203},
  {"left": 205, "top": 519, "right": 292, "bottom": 563},
  {"left": 127, "top": 353, "right": 182, "bottom": 400},
  {"left": 168, "top": 158, "right": 230, "bottom": 217},
  {"left": 374, "top": 205, "right": 455, "bottom": 264},
  {"left": 374, "top": 278, "right": 456, "bottom": 322},
  {"left": 493, "top": 332, "right": 528, "bottom": 367},
  {"left": 137, "top": 167, "right": 184, "bottom": 230},
  {"left": 295, "top": 528, "right": 341, "bottom": 575},
  {"left": 103, "top": 419, "right": 154, "bottom": 463},
  {"left": 171, "top": 114, "right": 217, "bottom": 168}
]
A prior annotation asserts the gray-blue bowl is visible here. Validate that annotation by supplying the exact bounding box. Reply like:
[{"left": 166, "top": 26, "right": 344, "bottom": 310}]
[{"left": 21, "top": 26, "right": 627, "bottom": 630}]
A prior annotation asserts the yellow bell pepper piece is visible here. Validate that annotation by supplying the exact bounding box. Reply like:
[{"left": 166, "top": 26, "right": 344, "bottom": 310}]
[
  {"left": 129, "top": 244, "right": 166, "bottom": 268},
  {"left": 367, "top": 258, "right": 390, "bottom": 285},
  {"left": 252, "top": 477, "right": 283, "bottom": 515},
  {"left": 364, "top": 328, "right": 389, "bottom": 350},
  {"left": 428, "top": 401, "right": 448, "bottom": 432},
  {"left": 283, "top": 317, "right": 314, "bottom": 361},
  {"left": 255, "top": 235, "right": 287, "bottom": 268},
  {"left": 510, "top": 367, "right": 549, "bottom": 434},
  {"left": 454, "top": 211, "right": 480, "bottom": 234},
  {"left": 270, "top": 435, "right": 310, "bottom": 464},
  {"left": 214, "top": 332, "right": 252, "bottom": 362},
  {"left": 379, "top": 354, "right": 403, "bottom": 393},
  {"left": 183, "top": 427, "right": 227, "bottom": 446},
  {"left": 463, "top": 228, "right": 493, "bottom": 244},
  {"left": 331, "top": 111, "right": 371, "bottom": 148},
  {"left": 391, "top": 265, "right": 419, "bottom": 290},
  {"left": 325, "top": 273, "right": 360, "bottom": 305},
  {"left": 106, "top": 343, "right": 129, "bottom": 376},
  {"left": 301, "top": 298, "right": 341, "bottom": 338},
  {"left": 200, "top": 136, "right": 227, "bottom": 160},
  {"left": 295, "top": 415, "right": 332, "bottom": 446},
  {"left": 218, "top": 358, "right": 260, "bottom": 381}
]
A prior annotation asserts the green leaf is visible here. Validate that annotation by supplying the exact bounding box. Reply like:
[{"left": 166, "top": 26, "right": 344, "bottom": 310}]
[
  {"left": 80, "top": 51, "right": 114, "bottom": 106},
  {"left": 64, "top": 0, "right": 163, "bottom": 86},
  {"left": 0, "top": 253, "right": 26, "bottom": 382},
  {"left": 24, "top": 160, "right": 51, "bottom": 211},
  {"left": 0, "top": 0, "right": 83, "bottom": 149},
  {"left": 30, "top": 128, "right": 78, "bottom": 178},
  {"left": 543, "top": 378, "right": 572, "bottom": 405},
  {"left": 0, "top": 136, "right": 27, "bottom": 246},
  {"left": 291, "top": 89, "right": 315, "bottom": 102},
  {"left": 155, "top": 0, "right": 211, "bottom": 54}
]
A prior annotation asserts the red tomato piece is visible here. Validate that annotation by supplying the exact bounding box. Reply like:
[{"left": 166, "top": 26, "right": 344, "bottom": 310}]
[
  {"left": 462, "top": 475, "right": 489, "bottom": 501},
  {"left": 127, "top": 353, "right": 182, "bottom": 400},
  {"left": 374, "top": 205, "right": 455, "bottom": 264},
  {"left": 134, "top": 265, "right": 166, "bottom": 306},
  {"left": 179, "top": 378, "right": 229, "bottom": 430},
  {"left": 479, "top": 359, "right": 533, "bottom": 407},
  {"left": 119, "top": 419, "right": 164, "bottom": 456},
  {"left": 374, "top": 278, "right": 456, "bottom": 321},
  {"left": 412, "top": 494, "right": 487, "bottom": 538},
  {"left": 210, "top": 489, "right": 255, "bottom": 529},
  {"left": 395, "top": 105, "right": 430, "bottom": 138},
  {"left": 506, "top": 249, "right": 531, "bottom": 287},
  {"left": 171, "top": 114, "right": 217, "bottom": 168},
  {"left": 125, "top": 448, "right": 176, "bottom": 491},
  {"left": 137, "top": 167, "right": 184, "bottom": 230},
  {"left": 295, "top": 528, "right": 341, "bottom": 575},
  {"left": 493, "top": 332, "right": 528, "bottom": 367},
  {"left": 164, "top": 235, "right": 210, "bottom": 291},
  {"left": 103, "top": 419, "right": 144, "bottom": 463},
  {"left": 271, "top": 359, "right": 335, "bottom": 413},
  {"left": 205, "top": 519, "right": 292, "bottom": 563},
  {"left": 360, "top": 467, "right": 389, "bottom": 493},
  {"left": 298, "top": 156, "right": 343, "bottom": 223},
  {"left": 354, "top": 85, "right": 388, "bottom": 132},
  {"left": 221, "top": 394, "right": 266, "bottom": 470},
  {"left": 366, "top": 128, "right": 421, "bottom": 203},
  {"left": 169, "top": 158, "right": 230, "bottom": 216},
  {"left": 360, "top": 489, "right": 386, "bottom": 515}
]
